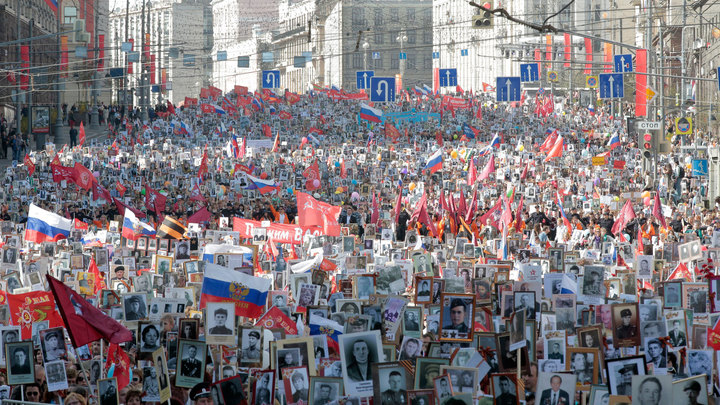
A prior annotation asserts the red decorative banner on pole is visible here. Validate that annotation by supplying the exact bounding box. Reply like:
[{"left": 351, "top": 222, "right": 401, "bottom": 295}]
[
  {"left": 20, "top": 46, "right": 29, "bottom": 90},
  {"left": 635, "top": 49, "right": 648, "bottom": 117},
  {"left": 545, "top": 35, "right": 552, "bottom": 65},
  {"left": 98, "top": 34, "right": 105, "bottom": 71},
  {"left": 150, "top": 55, "right": 156, "bottom": 84},
  {"left": 563, "top": 33, "right": 571, "bottom": 68},
  {"left": 584, "top": 38, "right": 593, "bottom": 74},
  {"left": 604, "top": 43, "right": 613, "bottom": 73},
  {"left": 127, "top": 38, "right": 134, "bottom": 74}
]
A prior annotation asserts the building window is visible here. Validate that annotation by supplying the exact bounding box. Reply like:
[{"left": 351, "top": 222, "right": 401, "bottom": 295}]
[
  {"left": 352, "top": 52, "right": 363, "bottom": 69},
  {"left": 407, "top": 53, "right": 416, "bottom": 70},
  {"left": 374, "top": 9, "right": 383, "bottom": 26},
  {"left": 390, "top": 31, "right": 398, "bottom": 43},
  {"left": 423, "top": 30, "right": 432, "bottom": 44},
  {"left": 374, "top": 32, "right": 384, "bottom": 44},
  {"left": 390, "top": 8, "right": 399, "bottom": 22},
  {"left": 424, "top": 55, "right": 432, "bottom": 69},
  {"left": 406, "top": 9, "right": 415, "bottom": 22},
  {"left": 352, "top": 8, "right": 365, "bottom": 26},
  {"left": 374, "top": 54, "right": 383, "bottom": 69},
  {"left": 64, "top": 6, "right": 77, "bottom": 24},
  {"left": 407, "top": 31, "right": 416, "bottom": 44},
  {"left": 391, "top": 52, "right": 399, "bottom": 69}
]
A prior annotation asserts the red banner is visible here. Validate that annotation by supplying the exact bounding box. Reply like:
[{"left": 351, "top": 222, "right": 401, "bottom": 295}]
[
  {"left": 584, "top": 38, "right": 592, "bottom": 74},
  {"left": 613, "top": 160, "right": 626, "bottom": 170},
  {"left": 61, "top": 36, "right": 69, "bottom": 74},
  {"left": 127, "top": 38, "right": 134, "bottom": 74},
  {"left": 234, "top": 85, "right": 248, "bottom": 95},
  {"left": 296, "top": 192, "right": 341, "bottom": 236},
  {"left": 149, "top": 55, "right": 156, "bottom": 84},
  {"left": 254, "top": 306, "right": 298, "bottom": 334},
  {"left": 232, "top": 218, "right": 322, "bottom": 244},
  {"left": 635, "top": 49, "right": 648, "bottom": 117},
  {"left": 200, "top": 88, "right": 210, "bottom": 99},
  {"left": 184, "top": 97, "right": 198, "bottom": 107},
  {"left": 209, "top": 86, "right": 222, "bottom": 100},
  {"left": 98, "top": 34, "right": 105, "bottom": 71},
  {"left": 604, "top": 43, "right": 613, "bottom": 73},
  {"left": 545, "top": 35, "right": 552, "bottom": 64},
  {"left": 20, "top": 46, "right": 29, "bottom": 90},
  {"left": 563, "top": 33, "right": 571, "bottom": 68},
  {"left": 8, "top": 291, "right": 62, "bottom": 339}
]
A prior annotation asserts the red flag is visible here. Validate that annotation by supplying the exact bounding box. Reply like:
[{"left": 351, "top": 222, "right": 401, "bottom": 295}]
[
  {"left": 262, "top": 124, "right": 272, "bottom": 138},
  {"left": 667, "top": 262, "right": 692, "bottom": 280},
  {"left": 272, "top": 134, "right": 280, "bottom": 152},
  {"left": 340, "top": 160, "right": 347, "bottom": 179},
  {"left": 478, "top": 155, "right": 496, "bottom": 181},
  {"left": 480, "top": 197, "right": 503, "bottom": 228},
  {"left": 73, "top": 218, "right": 88, "bottom": 231},
  {"left": 457, "top": 189, "right": 467, "bottom": 218},
  {"left": 72, "top": 162, "right": 95, "bottom": 190},
  {"left": 113, "top": 198, "right": 146, "bottom": 218},
  {"left": 198, "top": 148, "right": 208, "bottom": 180},
  {"left": 410, "top": 193, "right": 437, "bottom": 237},
  {"left": 24, "top": 154, "right": 35, "bottom": 176},
  {"left": 544, "top": 136, "right": 564, "bottom": 162},
  {"left": 190, "top": 184, "right": 206, "bottom": 202},
  {"left": 475, "top": 104, "right": 483, "bottom": 120},
  {"left": 520, "top": 163, "right": 529, "bottom": 180},
  {"left": 7, "top": 291, "right": 63, "bottom": 339},
  {"left": 653, "top": 191, "right": 667, "bottom": 228},
  {"left": 78, "top": 122, "right": 86, "bottom": 146},
  {"left": 296, "top": 192, "right": 342, "bottom": 236},
  {"left": 636, "top": 227, "right": 644, "bottom": 254},
  {"left": 371, "top": 192, "right": 380, "bottom": 226},
  {"left": 385, "top": 122, "right": 401, "bottom": 141},
  {"left": 115, "top": 181, "right": 126, "bottom": 197},
  {"left": 303, "top": 160, "right": 321, "bottom": 191},
  {"left": 515, "top": 196, "right": 525, "bottom": 232},
  {"left": 394, "top": 188, "right": 403, "bottom": 223},
  {"left": 254, "top": 306, "right": 298, "bottom": 335},
  {"left": 611, "top": 200, "right": 636, "bottom": 236},
  {"left": 500, "top": 196, "right": 513, "bottom": 230},
  {"left": 708, "top": 319, "right": 720, "bottom": 350},
  {"left": 278, "top": 111, "right": 293, "bottom": 120},
  {"left": 167, "top": 100, "right": 176, "bottom": 115},
  {"left": 263, "top": 236, "right": 279, "bottom": 261},
  {"left": 456, "top": 85, "right": 464, "bottom": 93},
  {"left": 106, "top": 343, "right": 131, "bottom": 390},
  {"left": 47, "top": 275, "right": 132, "bottom": 347},
  {"left": 188, "top": 207, "right": 212, "bottom": 223},
  {"left": 144, "top": 183, "right": 167, "bottom": 214},
  {"left": 435, "top": 130, "right": 444, "bottom": 146},
  {"left": 467, "top": 158, "right": 477, "bottom": 185},
  {"left": 439, "top": 189, "right": 448, "bottom": 213},
  {"left": 88, "top": 257, "right": 106, "bottom": 294},
  {"left": 465, "top": 188, "right": 478, "bottom": 223}
]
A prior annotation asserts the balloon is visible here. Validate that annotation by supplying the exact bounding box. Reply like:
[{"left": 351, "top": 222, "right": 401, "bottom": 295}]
[
  {"left": 260, "top": 172, "right": 268, "bottom": 179},
  {"left": 518, "top": 145, "right": 524, "bottom": 152},
  {"left": 451, "top": 151, "right": 458, "bottom": 159},
  {"left": 643, "top": 196, "right": 652, "bottom": 206},
  {"left": 641, "top": 191, "right": 650, "bottom": 199},
  {"left": 312, "top": 179, "right": 320, "bottom": 188},
  {"left": 401, "top": 168, "right": 408, "bottom": 174},
  {"left": 351, "top": 192, "right": 360, "bottom": 201},
  {"left": 301, "top": 137, "right": 308, "bottom": 145},
  {"left": 377, "top": 154, "right": 382, "bottom": 161},
  {"left": 409, "top": 182, "right": 416, "bottom": 191},
  {"left": 335, "top": 161, "right": 340, "bottom": 167},
  {"left": 351, "top": 179, "right": 358, "bottom": 185},
  {"left": 453, "top": 134, "right": 458, "bottom": 140},
  {"left": 286, "top": 187, "right": 293, "bottom": 194}
]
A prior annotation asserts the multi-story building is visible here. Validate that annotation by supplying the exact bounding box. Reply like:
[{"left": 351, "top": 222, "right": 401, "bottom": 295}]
[{"left": 108, "top": 0, "right": 211, "bottom": 107}]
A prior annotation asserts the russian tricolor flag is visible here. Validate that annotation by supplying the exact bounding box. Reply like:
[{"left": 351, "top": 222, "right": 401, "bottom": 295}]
[
  {"left": 360, "top": 103, "right": 383, "bottom": 123},
  {"left": 246, "top": 174, "right": 279, "bottom": 194},
  {"left": 424, "top": 149, "right": 443, "bottom": 174},
  {"left": 214, "top": 105, "right": 226, "bottom": 115},
  {"left": 608, "top": 133, "right": 620, "bottom": 150},
  {"left": 556, "top": 191, "right": 572, "bottom": 230},
  {"left": 122, "top": 209, "right": 156, "bottom": 241},
  {"left": 231, "top": 135, "right": 241, "bottom": 158},
  {"left": 309, "top": 315, "right": 344, "bottom": 342},
  {"left": 588, "top": 104, "right": 595, "bottom": 115},
  {"left": 25, "top": 204, "right": 72, "bottom": 243},
  {"left": 200, "top": 264, "right": 271, "bottom": 318}
]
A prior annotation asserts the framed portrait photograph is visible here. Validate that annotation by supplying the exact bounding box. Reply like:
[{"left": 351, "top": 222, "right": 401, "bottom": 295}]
[
  {"left": 415, "top": 277, "right": 432, "bottom": 304},
  {"left": 577, "top": 326, "right": 602, "bottom": 349},
  {"left": 672, "top": 376, "right": 708, "bottom": 405},
  {"left": 513, "top": 291, "right": 536, "bottom": 320},
  {"left": 122, "top": 293, "right": 147, "bottom": 322},
  {"left": 398, "top": 336, "right": 422, "bottom": 361},
  {"left": 611, "top": 303, "right": 640, "bottom": 347},
  {"left": 407, "top": 389, "right": 434, "bottom": 405},
  {"left": 277, "top": 337, "right": 317, "bottom": 376},
  {"left": 535, "top": 372, "right": 577, "bottom": 405},
  {"left": 372, "top": 362, "right": 412, "bottom": 405},
  {"left": 662, "top": 281, "right": 682, "bottom": 308},
  {"left": 6, "top": 341, "right": 34, "bottom": 385},
  {"left": 178, "top": 318, "right": 199, "bottom": 340},
  {"left": 631, "top": 375, "right": 672, "bottom": 405},
  {"left": 97, "top": 378, "right": 118, "bottom": 405},
  {"left": 605, "top": 355, "right": 646, "bottom": 396},
  {"left": 138, "top": 323, "right": 162, "bottom": 353},
  {"left": 214, "top": 374, "right": 245, "bottom": 405},
  {"left": 402, "top": 307, "right": 422, "bottom": 338},
  {"left": 354, "top": 275, "right": 375, "bottom": 300},
  {"left": 665, "top": 311, "right": 688, "bottom": 348},
  {"left": 239, "top": 327, "right": 262, "bottom": 365},
  {"left": 681, "top": 282, "right": 708, "bottom": 314},
  {"left": 490, "top": 374, "right": 518, "bottom": 404},
  {"left": 155, "top": 255, "right": 173, "bottom": 275},
  {"left": 566, "top": 347, "right": 599, "bottom": 385},
  {"left": 205, "top": 302, "right": 236, "bottom": 345},
  {"left": 40, "top": 327, "right": 67, "bottom": 362},
  {"left": 338, "top": 330, "right": 383, "bottom": 396},
  {"left": 439, "top": 365, "right": 478, "bottom": 395},
  {"left": 548, "top": 248, "right": 564, "bottom": 272},
  {"left": 175, "top": 340, "right": 206, "bottom": 388},
  {"left": 282, "top": 366, "right": 310, "bottom": 405},
  {"left": 414, "top": 358, "right": 450, "bottom": 389},
  {"left": 252, "top": 370, "right": 275, "bottom": 405},
  {"left": 438, "top": 293, "right": 474, "bottom": 341}
]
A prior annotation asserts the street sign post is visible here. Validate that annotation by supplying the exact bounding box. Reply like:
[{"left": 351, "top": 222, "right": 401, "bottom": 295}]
[
  {"left": 439, "top": 68, "right": 458, "bottom": 87},
  {"left": 496, "top": 77, "right": 521, "bottom": 102},
  {"left": 637, "top": 121, "right": 661, "bottom": 131},
  {"left": 520, "top": 63, "right": 539, "bottom": 82},
  {"left": 599, "top": 73, "right": 624, "bottom": 99},
  {"left": 613, "top": 54, "right": 633, "bottom": 73},
  {"left": 370, "top": 76, "right": 396, "bottom": 102},
  {"left": 356, "top": 71, "right": 374, "bottom": 90},
  {"left": 262, "top": 70, "right": 280, "bottom": 89}
]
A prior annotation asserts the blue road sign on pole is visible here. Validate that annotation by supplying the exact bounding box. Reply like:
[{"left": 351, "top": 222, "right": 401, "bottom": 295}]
[
  {"left": 356, "top": 71, "right": 374, "bottom": 90},
  {"left": 399, "top": 52, "right": 407, "bottom": 60},
  {"left": 613, "top": 54, "right": 633, "bottom": 73},
  {"left": 520, "top": 63, "right": 539, "bottom": 82},
  {"left": 496, "top": 77, "right": 521, "bottom": 102},
  {"left": 372, "top": 52, "right": 380, "bottom": 60},
  {"left": 599, "top": 73, "right": 624, "bottom": 99},
  {"left": 432, "top": 52, "right": 440, "bottom": 59},
  {"left": 262, "top": 70, "right": 280, "bottom": 89},
  {"left": 370, "top": 76, "right": 396, "bottom": 102},
  {"left": 439, "top": 68, "right": 458, "bottom": 87}
]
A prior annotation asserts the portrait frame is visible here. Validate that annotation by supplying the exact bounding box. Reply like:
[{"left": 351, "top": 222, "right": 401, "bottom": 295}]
[
  {"left": 175, "top": 339, "right": 207, "bottom": 388},
  {"left": 239, "top": 326, "right": 263, "bottom": 365},
  {"left": 631, "top": 375, "right": 672, "bottom": 405},
  {"left": 308, "top": 376, "right": 343, "bottom": 405},
  {"left": 671, "top": 375, "right": 709, "bottom": 405},
  {"left": 611, "top": 302, "right": 640, "bottom": 347},
  {"left": 413, "top": 358, "right": 450, "bottom": 389},
  {"left": 439, "top": 365, "right": 478, "bottom": 395},
  {"left": 372, "top": 362, "right": 412, "bottom": 405},
  {"left": 97, "top": 377, "right": 118, "bottom": 405},
  {"left": 252, "top": 370, "right": 275, "bottom": 405},
  {"left": 566, "top": 347, "right": 600, "bottom": 385},
  {"left": 414, "top": 276, "right": 432, "bottom": 304},
  {"left": 6, "top": 340, "right": 34, "bottom": 385},
  {"left": 205, "top": 302, "right": 236, "bottom": 345},
  {"left": 605, "top": 355, "right": 646, "bottom": 395},
  {"left": 338, "top": 330, "right": 382, "bottom": 396},
  {"left": 534, "top": 372, "right": 577, "bottom": 405},
  {"left": 438, "top": 293, "right": 474, "bottom": 342},
  {"left": 490, "top": 373, "right": 519, "bottom": 404}
]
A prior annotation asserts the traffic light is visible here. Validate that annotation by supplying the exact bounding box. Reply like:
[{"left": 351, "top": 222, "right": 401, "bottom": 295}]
[
  {"left": 640, "top": 132, "right": 653, "bottom": 159},
  {"left": 472, "top": 2, "right": 493, "bottom": 29}
]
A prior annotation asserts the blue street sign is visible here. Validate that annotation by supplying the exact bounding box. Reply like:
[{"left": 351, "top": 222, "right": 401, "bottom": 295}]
[
  {"left": 599, "top": 73, "right": 624, "bottom": 99},
  {"left": 399, "top": 52, "right": 407, "bottom": 60},
  {"left": 372, "top": 52, "right": 381, "bottom": 60},
  {"left": 370, "top": 76, "right": 396, "bottom": 102},
  {"left": 496, "top": 77, "right": 521, "bottom": 102},
  {"left": 439, "top": 68, "right": 458, "bottom": 87},
  {"left": 262, "top": 70, "right": 280, "bottom": 89},
  {"left": 432, "top": 51, "right": 440, "bottom": 59},
  {"left": 356, "top": 70, "right": 375, "bottom": 90},
  {"left": 520, "top": 63, "right": 539, "bottom": 82},
  {"left": 460, "top": 49, "right": 468, "bottom": 56},
  {"left": 692, "top": 159, "right": 708, "bottom": 177},
  {"left": 613, "top": 54, "right": 633, "bottom": 73}
]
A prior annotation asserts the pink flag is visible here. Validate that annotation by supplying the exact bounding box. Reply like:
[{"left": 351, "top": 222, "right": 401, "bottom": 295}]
[
  {"left": 544, "top": 136, "right": 564, "bottom": 162},
  {"left": 467, "top": 157, "right": 477, "bottom": 185},
  {"left": 653, "top": 191, "right": 666, "bottom": 228},
  {"left": 478, "top": 155, "right": 496, "bottom": 181},
  {"left": 371, "top": 192, "right": 380, "bottom": 225},
  {"left": 611, "top": 200, "right": 636, "bottom": 236}
]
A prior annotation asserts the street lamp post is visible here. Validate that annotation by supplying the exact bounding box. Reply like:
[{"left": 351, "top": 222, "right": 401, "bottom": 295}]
[
  {"left": 396, "top": 33, "right": 407, "bottom": 84},
  {"left": 362, "top": 41, "right": 369, "bottom": 72}
]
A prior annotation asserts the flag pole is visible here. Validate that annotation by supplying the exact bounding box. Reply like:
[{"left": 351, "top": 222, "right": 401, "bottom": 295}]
[{"left": 76, "top": 347, "right": 99, "bottom": 405}]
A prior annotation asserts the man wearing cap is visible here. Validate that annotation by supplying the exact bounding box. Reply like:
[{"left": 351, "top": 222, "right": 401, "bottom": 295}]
[
  {"left": 125, "top": 295, "right": 145, "bottom": 321},
  {"left": 616, "top": 309, "right": 636, "bottom": 339},
  {"left": 420, "top": 363, "right": 439, "bottom": 388},
  {"left": 190, "top": 382, "right": 213, "bottom": 405},
  {"left": 209, "top": 308, "right": 232, "bottom": 335},
  {"left": 43, "top": 330, "right": 65, "bottom": 361},
  {"left": 615, "top": 364, "right": 635, "bottom": 396},
  {"left": 682, "top": 380, "right": 703, "bottom": 405},
  {"left": 241, "top": 330, "right": 261, "bottom": 361},
  {"left": 443, "top": 298, "right": 469, "bottom": 334}
]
